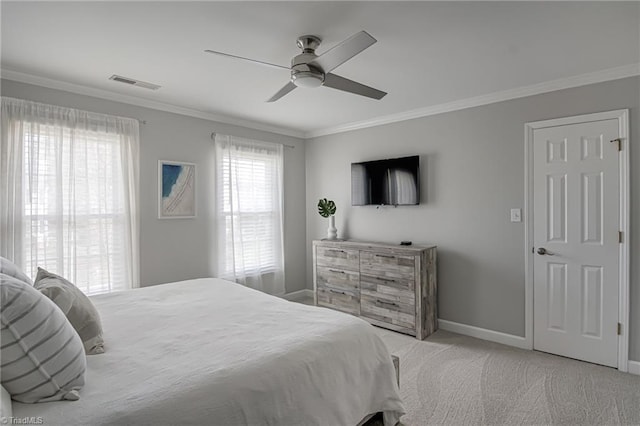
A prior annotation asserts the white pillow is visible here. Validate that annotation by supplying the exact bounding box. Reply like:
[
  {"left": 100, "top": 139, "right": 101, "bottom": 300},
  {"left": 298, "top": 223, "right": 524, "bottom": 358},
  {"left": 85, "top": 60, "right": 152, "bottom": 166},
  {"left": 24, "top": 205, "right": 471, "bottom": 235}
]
[
  {"left": 0, "top": 274, "right": 86, "bottom": 403},
  {"left": 0, "top": 385, "right": 11, "bottom": 421},
  {"left": 0, "top": 256, "right": 32, "bottom": 286},
  {"left": 35, "top": 268, "right": 105, "bottom": 355}
]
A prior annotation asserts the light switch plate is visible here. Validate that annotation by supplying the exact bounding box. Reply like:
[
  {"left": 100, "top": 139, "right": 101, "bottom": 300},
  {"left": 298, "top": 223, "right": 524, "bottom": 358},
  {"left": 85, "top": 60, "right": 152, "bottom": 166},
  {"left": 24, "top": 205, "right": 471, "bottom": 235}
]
[{"left": 510, "top": 208, "right": 522, "bottom": 222}]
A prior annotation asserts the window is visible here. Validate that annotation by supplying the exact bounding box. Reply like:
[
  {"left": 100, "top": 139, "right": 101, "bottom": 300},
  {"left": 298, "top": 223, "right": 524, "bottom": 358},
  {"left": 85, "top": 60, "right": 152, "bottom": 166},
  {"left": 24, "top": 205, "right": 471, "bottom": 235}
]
[
  {"left": 215, "top": 134, "right": 285, "bottom": 295},
  {"left": 1, "top": 97, "right": 139, "bottom": 295}
]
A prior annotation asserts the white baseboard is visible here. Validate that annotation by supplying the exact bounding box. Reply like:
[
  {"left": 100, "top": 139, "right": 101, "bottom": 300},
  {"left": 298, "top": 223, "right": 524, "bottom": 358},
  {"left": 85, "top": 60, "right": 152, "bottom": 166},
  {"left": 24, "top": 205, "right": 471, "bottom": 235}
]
[
  {"left": 437, "top": 320, "right": 640, "bottom": 375},
  {"left": 438, "top": 319, "right": 529, "bottom": 350},
  {"left": 281, "top": 289, "right": 313, "bottom": 303}
]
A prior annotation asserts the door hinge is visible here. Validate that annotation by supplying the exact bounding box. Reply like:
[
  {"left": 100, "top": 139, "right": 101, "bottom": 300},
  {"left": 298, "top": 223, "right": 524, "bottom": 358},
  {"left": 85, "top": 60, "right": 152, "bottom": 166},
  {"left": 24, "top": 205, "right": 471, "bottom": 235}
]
[
  {"left": 617, "top": 322, "right": 622, "bottom": 335},
  {"left": 618, "top": 231, "right": 623, "bottom": 243},
  {"left": 610, "top": 138, "right": 622, "bottom": 151}
]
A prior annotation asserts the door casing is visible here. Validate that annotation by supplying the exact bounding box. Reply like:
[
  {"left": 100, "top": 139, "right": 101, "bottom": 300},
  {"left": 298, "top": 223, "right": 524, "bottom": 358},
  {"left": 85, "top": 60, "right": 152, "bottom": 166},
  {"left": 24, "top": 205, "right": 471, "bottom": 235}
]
[{"left": 524, "top": 109, "right": 630, "bottom": 372}]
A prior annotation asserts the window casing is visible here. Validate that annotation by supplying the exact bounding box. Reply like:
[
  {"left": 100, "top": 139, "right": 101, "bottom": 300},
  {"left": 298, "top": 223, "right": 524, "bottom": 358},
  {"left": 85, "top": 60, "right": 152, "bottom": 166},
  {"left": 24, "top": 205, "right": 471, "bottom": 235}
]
[
  {"left": 2, "top": 97, "right": 139, "bottom": 295},
  {"left": 218, "top": 146, "right": 282, "bottom": 276}
]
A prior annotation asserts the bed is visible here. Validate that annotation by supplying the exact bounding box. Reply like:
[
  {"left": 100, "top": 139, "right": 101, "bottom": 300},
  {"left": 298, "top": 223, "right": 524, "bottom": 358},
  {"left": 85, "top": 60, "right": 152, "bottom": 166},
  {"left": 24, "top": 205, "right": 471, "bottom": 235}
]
[{"left": 11, "top": 278, "right": 405, "bottom": 425}]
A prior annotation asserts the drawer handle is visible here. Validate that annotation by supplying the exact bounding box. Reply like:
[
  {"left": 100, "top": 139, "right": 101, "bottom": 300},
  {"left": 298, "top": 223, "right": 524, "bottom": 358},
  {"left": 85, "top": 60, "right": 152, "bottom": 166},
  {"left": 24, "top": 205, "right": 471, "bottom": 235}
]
[
  {"left": 329, "top": 289, "right": 347, "bottom": 295},
  {"left": 329, "top": 269, "right": 345, "bottom": 274},
  {"left": 378, "top": 277, "right": 396, "bottom": 283},
  {"left": 328, "top": 249, "right": 346, "bottom": 254},
  {"left": 375, "top": 254, "right": 395, "bottom": 259},
  {"left": 376, "top": 299, "right": 398, "bottom": 307}
]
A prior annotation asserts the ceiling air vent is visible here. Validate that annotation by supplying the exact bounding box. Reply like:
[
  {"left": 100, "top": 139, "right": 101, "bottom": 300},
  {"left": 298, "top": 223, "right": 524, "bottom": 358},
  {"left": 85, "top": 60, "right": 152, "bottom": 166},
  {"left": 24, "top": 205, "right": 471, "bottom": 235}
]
[{"left": 109, "top": 75, "right": 161, "bottom": 90}]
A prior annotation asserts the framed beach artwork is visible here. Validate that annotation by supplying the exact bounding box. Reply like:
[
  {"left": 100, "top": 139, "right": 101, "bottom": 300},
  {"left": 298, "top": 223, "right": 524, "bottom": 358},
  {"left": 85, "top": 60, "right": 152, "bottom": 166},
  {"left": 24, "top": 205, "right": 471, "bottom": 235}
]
[{"left": 158, "top": 160, "right": 196, "bottom": 219}]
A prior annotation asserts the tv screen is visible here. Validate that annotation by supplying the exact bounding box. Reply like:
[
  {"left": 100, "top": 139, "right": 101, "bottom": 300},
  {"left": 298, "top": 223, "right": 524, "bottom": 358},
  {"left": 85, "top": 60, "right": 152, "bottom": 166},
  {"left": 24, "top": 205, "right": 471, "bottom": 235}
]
[{"left": 351, "top": 155, "right": 420, "bottom": 206}]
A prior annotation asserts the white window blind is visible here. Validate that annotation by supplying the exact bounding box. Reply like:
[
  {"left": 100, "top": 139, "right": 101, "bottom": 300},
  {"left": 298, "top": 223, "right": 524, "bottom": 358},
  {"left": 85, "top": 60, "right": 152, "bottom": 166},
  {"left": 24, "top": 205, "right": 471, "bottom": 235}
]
[
  {"left": 1, "top": 97, "right": 140, "bottom": 295},
  {"left": 215, "top": 134, "right": 285, "bottom": 295}
]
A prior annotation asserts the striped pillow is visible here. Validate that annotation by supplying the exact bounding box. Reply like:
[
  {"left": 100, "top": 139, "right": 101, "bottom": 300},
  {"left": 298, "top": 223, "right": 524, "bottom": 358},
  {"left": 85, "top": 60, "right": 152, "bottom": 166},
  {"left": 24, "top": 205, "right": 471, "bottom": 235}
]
[
  {"left": 0, "top": 274, "right": 86, "bottom": 403},
  {"left": 1, "top": 385, "right": 11, "bottom": 419},
  {"left": 0, "top": 257, "right": 33, "bottom": 286}
]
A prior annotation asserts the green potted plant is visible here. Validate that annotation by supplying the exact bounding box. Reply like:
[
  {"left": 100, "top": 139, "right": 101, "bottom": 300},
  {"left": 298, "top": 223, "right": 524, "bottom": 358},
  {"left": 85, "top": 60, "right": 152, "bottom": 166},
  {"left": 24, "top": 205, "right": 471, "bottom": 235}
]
[{"left": 317, "top": 198, "right": 337, "bottom": 240}]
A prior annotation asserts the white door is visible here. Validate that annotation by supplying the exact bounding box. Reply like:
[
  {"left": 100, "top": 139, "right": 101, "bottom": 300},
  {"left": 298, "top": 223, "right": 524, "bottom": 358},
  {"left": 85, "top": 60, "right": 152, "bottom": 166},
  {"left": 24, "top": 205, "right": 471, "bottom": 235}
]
[{"left": 532, "top": 118, "right": 620, "bottom": 367}]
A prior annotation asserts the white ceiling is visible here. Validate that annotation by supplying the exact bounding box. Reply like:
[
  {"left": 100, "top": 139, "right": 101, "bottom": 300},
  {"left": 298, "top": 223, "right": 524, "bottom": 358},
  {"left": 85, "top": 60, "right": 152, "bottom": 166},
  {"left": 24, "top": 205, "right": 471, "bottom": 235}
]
[{"left": 1, "top": 1, "right": 639, "bottom": 138}]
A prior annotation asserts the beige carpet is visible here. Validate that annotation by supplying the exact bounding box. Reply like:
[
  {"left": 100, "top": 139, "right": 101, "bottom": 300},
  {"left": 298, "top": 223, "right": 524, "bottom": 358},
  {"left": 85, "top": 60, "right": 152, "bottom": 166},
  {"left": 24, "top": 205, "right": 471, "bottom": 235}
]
[{"left": 374, "top": 328, "right": 640, "bottom": 426}]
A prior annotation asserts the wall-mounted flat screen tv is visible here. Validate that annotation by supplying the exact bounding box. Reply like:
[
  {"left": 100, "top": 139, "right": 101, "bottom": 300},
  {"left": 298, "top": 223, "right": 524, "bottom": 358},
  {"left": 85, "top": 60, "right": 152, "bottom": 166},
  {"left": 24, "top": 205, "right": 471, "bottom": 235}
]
[{"left": 351, "top": 155, "right": 420, "bottom": 206}]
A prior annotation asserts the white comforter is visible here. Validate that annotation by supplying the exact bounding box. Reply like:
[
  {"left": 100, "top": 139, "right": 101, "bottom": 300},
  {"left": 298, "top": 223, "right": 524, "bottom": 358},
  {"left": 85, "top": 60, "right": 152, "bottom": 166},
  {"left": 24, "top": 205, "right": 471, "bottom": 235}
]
[{"left": 13, "top": 278, "right": 404, "bottom": 425}]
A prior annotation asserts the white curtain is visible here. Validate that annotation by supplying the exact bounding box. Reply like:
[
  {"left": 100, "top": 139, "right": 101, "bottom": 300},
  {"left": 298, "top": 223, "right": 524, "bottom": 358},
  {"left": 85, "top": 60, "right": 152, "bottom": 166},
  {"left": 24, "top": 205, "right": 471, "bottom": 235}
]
[
  {"left": 214, "top": 134, "right": 285, "bottom": 295},
  {"left": 0, "top": 97, "right": 140, "bottom": 294}
]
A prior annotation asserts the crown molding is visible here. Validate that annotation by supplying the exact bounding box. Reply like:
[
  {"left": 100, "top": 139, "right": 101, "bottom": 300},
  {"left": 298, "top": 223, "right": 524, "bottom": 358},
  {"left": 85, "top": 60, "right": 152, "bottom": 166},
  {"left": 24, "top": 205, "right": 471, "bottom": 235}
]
[
  {"left": 304, "top": 63, "right": 640, "bottom": 139},
  {"left": 3, "top": 64, "right": 638, "bottom": 141},
  {"left": 0, "top": 69, "right": 306, "bottom": 139}
]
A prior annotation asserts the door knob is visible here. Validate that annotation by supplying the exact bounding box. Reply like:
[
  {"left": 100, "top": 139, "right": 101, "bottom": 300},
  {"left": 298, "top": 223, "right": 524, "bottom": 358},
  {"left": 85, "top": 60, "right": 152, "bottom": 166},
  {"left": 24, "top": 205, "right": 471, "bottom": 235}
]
[{"left": 537, "top": 247, "right": 553, "bottom": 256}]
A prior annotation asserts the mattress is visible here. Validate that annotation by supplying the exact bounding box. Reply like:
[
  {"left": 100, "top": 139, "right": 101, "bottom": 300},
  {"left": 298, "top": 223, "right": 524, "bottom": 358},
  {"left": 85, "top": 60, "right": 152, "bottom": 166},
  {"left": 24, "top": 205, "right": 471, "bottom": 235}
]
[{"left": 12, "top": 278, "right": 404, "bottom": 425}]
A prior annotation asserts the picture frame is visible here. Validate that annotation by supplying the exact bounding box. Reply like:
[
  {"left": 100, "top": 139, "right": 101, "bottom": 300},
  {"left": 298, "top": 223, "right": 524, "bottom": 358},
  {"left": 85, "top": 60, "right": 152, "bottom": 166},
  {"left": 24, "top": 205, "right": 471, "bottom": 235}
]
[{"left": 158, "top": 160, "right": 196, "bottom": 219}]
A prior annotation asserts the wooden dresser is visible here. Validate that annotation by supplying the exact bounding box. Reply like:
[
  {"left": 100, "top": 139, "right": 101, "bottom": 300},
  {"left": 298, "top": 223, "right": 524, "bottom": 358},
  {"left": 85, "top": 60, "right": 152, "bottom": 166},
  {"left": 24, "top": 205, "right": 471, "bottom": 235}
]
[{"left": 312, "top": 240, "right": 437, "bottom": 340}]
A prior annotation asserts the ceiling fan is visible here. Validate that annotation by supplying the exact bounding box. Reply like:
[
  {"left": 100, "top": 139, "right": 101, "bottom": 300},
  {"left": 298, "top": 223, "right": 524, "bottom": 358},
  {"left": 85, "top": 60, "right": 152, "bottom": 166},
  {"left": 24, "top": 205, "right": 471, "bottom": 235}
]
[{"left": 205, "top": 31, "right": 387, "bottom": 102}]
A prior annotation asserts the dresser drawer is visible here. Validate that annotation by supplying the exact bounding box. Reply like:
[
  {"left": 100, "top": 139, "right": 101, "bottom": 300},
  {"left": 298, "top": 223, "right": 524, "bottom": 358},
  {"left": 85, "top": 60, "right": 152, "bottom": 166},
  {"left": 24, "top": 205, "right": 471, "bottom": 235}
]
[
  {"left": 316, "top": 247, "right": 359, "bottom": 271},
  {"left": 360, "top": 251, "right": 416, "bottom": 280},
  {"left": 361, "top": 273, "right": 415, "bottom": 296},
  {"left": 317, "top": 287, "right": 360, "bottom": 315},
  {"left": 316, "top": 266, "right": 360, "bottom": 293},
  {"left": 360, "top": 292, "right": 415, "bottom": 329}
]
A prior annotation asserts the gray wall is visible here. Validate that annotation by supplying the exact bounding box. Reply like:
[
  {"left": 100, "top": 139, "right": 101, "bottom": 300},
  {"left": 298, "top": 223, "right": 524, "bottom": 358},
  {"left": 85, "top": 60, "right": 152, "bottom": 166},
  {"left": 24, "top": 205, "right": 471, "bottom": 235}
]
[
  {"left": 305, "top": 76, "right": 640, "bottom": 361},
  {"left": 1, "top": 79, "right": 308, "bottom": 294},
  {"left": 4, "top": 76, "right": 638, "bottom": 362}
]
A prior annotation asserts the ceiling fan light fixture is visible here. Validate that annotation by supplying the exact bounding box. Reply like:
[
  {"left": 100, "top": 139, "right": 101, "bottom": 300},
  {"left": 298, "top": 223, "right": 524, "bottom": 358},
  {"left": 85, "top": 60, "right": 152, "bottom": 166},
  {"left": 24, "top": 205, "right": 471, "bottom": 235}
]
[
  {"left": 206, "top": 30, "right": 385, "bottom": 101},
  {"left": 291, "top": 71, "right": 324, "bottom": 88}
]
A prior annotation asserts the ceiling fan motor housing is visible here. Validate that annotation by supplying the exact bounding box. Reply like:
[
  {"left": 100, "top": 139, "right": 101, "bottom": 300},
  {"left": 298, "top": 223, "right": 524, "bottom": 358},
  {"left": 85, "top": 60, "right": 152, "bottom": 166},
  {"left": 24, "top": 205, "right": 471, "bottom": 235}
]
[{"left": 291, "top": 50, "right": 324, "bottom": 88}]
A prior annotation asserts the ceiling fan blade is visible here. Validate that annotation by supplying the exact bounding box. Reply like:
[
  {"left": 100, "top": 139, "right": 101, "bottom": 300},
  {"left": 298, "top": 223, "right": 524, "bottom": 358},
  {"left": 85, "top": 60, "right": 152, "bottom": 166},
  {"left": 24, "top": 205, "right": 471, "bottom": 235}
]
[
  {"left": 308, "top": 31, "right": 376, "bottom": 73},
  {"left": 323, "top": 73, "right": 386, "bottom": 100},
  {"left": 267, "top": 82, "right": 297, "bottom": 102},
  {"left": 204, "top": 49, "right": 289, "bottom": 70}
]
